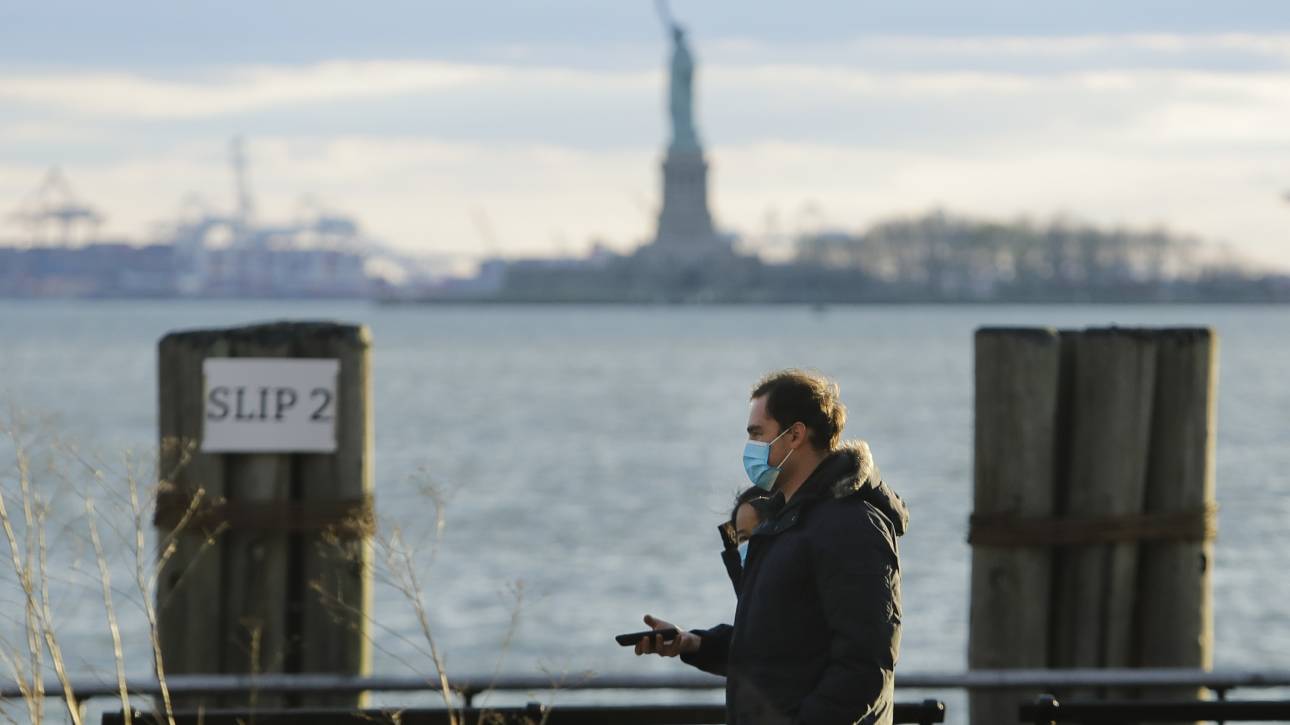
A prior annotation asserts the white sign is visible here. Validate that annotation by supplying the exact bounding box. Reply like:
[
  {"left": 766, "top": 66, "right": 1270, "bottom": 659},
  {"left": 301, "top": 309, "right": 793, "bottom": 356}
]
[{"left": 201, "top": 358, "right": 340, "bottom": 453}]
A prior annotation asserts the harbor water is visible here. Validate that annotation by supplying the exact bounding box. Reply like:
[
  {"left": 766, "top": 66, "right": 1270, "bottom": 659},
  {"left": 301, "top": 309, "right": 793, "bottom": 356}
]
[{"left": 1, "top": 301, "right": 1288, "bottom": 720}]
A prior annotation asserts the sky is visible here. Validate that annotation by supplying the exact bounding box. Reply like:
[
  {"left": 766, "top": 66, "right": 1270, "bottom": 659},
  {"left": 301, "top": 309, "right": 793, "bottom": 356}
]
[{"left": 3, "top": 1, "right": 1290, "bottom": 269}]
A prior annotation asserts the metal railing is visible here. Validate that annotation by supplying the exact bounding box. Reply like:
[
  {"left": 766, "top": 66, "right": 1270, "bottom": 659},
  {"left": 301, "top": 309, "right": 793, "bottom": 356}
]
[
  {"left": 99, "top": 701, "right": 948, "bottom": 725},
  {"left": 6, "top": 669, "right": 1290, "bottom": 705},
  {"left": 1020, "top": 694, "right": 1290, "bottom": 724}
]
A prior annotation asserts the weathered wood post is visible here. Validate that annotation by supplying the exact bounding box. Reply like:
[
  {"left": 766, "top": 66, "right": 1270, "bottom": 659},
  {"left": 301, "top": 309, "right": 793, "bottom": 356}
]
[
  {"left": 156, "top": 322, "right": 373, "bottom": 709},
  {"left": 1136, "top": 329, "right": 1218, "bottom": 700},
  {"left": 968, "top": 329, "right": 1061, "bottom": 725},
  {"left": 221, "top": 334, "right": 293, "bottom": 707},
  {"left": 968, "top": 326, "right": 1218, "bottom": 724},
  {"left": 1051, "top": 329, "right": 1158, "bottom": 694},
  {"left": 157, "top": 334, "right": 229, "bottom": 708},
  {"left": 294, "top": 326, "right": 374, "bottom": 707}
]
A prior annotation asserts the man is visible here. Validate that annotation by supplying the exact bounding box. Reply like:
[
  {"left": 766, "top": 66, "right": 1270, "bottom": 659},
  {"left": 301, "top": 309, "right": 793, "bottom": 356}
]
[{"left": 636, "top": 369, "right": 909, "bottom": 725}]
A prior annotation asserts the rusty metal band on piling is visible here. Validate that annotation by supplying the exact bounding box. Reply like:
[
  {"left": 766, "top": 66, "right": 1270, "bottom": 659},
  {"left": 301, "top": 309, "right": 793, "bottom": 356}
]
[
  {"left": 153, "top": 487, "right": 375, "bottom": 537},
  {"left": 967, "top": 504, "right": 1217, "bottom": 547}
]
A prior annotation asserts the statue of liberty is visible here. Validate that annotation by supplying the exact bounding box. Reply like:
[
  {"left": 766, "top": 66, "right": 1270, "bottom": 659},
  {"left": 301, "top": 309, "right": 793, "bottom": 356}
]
[
  {"left": 658, "top": 1, "right": 701, "bottom": 152},
  {"left": 646, "top": 0, "right": 721, "bottom": 258}
]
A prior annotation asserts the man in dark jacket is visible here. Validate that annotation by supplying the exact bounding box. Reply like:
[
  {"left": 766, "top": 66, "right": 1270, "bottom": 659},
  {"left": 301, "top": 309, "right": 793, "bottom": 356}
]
[{"left": 636, "top": 369, "right": 908, "bottom": 725}]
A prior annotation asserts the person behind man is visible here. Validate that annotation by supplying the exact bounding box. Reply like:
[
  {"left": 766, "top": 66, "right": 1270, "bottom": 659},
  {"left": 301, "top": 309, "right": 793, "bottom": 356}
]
[
  {"left": 720, "top": 487, "right": 772, "bottom": 594},
  {"left": 634, "top": 369, "right": 909, "bottom": 725}
]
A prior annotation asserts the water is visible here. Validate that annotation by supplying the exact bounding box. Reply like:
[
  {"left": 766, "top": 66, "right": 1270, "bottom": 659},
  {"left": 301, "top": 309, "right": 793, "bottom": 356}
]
[{"left": 1, "top": 301, "right": 1288, "bottom": 720}]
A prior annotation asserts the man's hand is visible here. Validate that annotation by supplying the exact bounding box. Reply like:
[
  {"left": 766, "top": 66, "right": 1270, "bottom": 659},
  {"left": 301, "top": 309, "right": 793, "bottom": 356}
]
[{"left": 634, "top": 614, "right": 701, "bottom": 657}]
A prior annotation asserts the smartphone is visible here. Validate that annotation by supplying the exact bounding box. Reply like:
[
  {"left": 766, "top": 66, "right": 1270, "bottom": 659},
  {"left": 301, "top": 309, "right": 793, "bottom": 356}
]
[
  {"left": 718, "top": 521, "right": 737, "bottom": 550},
  {"left": 615, "top": 627, "right": 679, "bottom": 647}
]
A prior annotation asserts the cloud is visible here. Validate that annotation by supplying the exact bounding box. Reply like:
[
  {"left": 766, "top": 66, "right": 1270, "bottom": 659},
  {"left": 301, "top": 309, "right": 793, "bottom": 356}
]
[
  {"left": 845, "top": 32, "right": 1290, "bottom": 61},
  {"left": 704, "top": 32, "right": 1290, "bottom": 73},
  {"left": 7, "top": 57, "right": 1289, "bottom": 157},
  {"left": 707, "top": 66, "right": 1040, "bottom": 95},
  {"left": 0, "top": 137, "right": 658, "bottom": 257},
  {"left": 1, "top": 32, "right": 1288, "bottom": 270},
  {"left": 4, "top": 30, "right": 1289, "bottom": 120},
  {"left": 715, "top": 141, "right": 1283, "bottom": 251},
  {"left": 0, "top": 61, "right": 653, "bottom": 119},
  {"left": 0, "top": 121, "right": 113, "bottom": 144},
  {"left": 3, "top": 131, "right": 1284, "bottom": 271}
]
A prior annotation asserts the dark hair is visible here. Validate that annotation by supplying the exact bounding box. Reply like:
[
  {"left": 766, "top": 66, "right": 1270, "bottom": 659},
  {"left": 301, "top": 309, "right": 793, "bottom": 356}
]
[
  {"left": 750, "top": 369, "right": 846, "bottom": 451},
  {"left": 730, "top": 486, "right": 769, "bottom": 525}
]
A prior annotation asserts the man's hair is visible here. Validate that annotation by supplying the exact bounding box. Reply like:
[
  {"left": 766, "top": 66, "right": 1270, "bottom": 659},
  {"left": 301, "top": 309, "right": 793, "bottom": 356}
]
[{"left": 750, "top": 369, "right": 846, "bottom": 452}]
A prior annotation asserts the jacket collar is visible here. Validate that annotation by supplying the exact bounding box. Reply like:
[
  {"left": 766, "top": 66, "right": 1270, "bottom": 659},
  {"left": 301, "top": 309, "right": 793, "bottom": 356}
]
[{"left": 752, "top": 439, "right": 908, "bottom": 538}]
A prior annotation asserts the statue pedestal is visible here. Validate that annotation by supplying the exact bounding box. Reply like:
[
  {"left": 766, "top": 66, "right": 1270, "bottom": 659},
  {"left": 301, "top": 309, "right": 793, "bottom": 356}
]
[
  {"left": 637, "top": 22, "right": 736, "bottom": 268},
  {"left": 650, "top": 149, "right": 729, "bottom": 261}
]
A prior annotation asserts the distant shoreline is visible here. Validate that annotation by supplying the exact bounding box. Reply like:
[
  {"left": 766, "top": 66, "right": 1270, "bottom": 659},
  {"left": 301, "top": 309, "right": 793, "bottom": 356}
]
[
  {"left": 375, "top": 296, "right": 1290, "bottom": 307},
  {"left": 2, "top": 295, "right": 1289, "bottom": 306}
]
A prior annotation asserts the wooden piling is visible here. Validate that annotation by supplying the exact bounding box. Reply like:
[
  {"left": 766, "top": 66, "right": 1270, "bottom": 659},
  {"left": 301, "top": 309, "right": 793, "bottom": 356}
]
[
  {"left": 1136, "top": 329, "right": 1217, "bottom": 702},
  {"left": 157, "top": 333, "right": 229, "bottom": 710},
  {"left": 294, "top": 326, "right": 373, "bottom": 708},
  {"left": 968, "top": 328, "right": 1062, "bottom": 725},
  {"left": 968, "top": 326, "right": 1219, "bottom": 724},
  {"left": 156, "top": 322, "right": 373, "bottom": 710},
  {"left": 220, "top": 335, "right": 293, "bottom": 707},
  {"left": 1051, "top": 329, "right": 1158, "bottom": 690}
]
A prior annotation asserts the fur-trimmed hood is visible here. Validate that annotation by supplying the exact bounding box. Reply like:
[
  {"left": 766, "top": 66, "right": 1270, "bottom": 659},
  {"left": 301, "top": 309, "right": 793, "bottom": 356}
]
[{"left": 817, "top": 439, "right": 909, "bottom": 536}]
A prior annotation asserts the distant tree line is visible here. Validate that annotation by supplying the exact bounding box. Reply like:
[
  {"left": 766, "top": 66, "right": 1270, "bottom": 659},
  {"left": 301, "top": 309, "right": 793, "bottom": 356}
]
[
  {"left": 793, "top": 210, "right": 1289, "bottom": 302},
  {"left": 442, "top": 209, "right": 1290, "bottom": 304}
]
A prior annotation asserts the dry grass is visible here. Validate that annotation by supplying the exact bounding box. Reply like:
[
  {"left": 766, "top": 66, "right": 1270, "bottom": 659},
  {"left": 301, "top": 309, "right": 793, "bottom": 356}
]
[
  {"left": 0, "top": 408, "right": 210, "bottom": 725},
  {"left": 83, "top": 496, "right": 129, "bottom": 725},
  {"left": 313, "top": 469, "right": 558, "bottom": 725},
  {"left": 0, "top": 411, "right": 80, "bottom": 724},
  {"left": 1, "top": 412, "right": 565, "bottom": 725}
]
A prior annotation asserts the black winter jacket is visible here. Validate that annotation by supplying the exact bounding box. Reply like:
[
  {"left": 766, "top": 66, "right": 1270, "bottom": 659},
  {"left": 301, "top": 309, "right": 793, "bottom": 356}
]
[{"left": 681, "top": 441, "right": 908, "bottom": 725}]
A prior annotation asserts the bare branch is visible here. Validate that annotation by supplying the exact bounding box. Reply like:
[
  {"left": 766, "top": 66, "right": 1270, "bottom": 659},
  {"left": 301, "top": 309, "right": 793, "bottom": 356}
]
[{"left": 85, "top": 497, "right": 132, "bottom": 725}]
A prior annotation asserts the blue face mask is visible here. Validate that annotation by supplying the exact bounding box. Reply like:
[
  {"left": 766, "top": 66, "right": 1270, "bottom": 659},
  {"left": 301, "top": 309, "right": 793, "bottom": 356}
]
[
  {"left": 742, "top": 425, "right": 796, "bottom": 491},
  {"left": 737, "top": 540, "right": 749, "bottom": 565}
]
